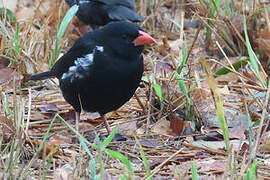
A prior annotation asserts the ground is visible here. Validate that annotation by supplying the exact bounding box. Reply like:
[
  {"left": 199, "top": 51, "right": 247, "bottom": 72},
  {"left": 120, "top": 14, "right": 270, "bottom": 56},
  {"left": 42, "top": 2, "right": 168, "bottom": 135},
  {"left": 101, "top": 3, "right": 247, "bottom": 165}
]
[{"left": 0, "top": 0, "right": 270, "bottom": 179}]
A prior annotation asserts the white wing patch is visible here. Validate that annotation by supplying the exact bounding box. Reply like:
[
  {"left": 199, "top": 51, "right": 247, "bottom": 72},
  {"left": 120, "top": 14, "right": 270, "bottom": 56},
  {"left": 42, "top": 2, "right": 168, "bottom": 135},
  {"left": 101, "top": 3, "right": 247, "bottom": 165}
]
[
  {"left": 61, "top": 46, "right": 104, "bottom": 82},
  {"left": 78, "top": 0, "right": 90, "bottom": 4},
  {"left": 96, "top": 46, "right": 104, "bottom": 52}
]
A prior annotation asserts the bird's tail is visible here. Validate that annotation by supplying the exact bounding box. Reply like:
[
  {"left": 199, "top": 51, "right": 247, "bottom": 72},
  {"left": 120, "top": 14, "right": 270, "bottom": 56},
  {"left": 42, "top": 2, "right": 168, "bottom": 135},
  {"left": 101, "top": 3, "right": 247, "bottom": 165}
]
[{"left": 27, "top": 71, "right": 54, "bottom": 81}]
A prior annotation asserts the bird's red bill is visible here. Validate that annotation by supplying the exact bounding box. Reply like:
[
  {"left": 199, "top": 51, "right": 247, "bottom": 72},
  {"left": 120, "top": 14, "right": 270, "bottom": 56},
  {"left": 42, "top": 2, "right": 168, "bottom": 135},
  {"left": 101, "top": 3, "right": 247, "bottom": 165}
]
[{"left": 134, "top": 30, "right": 156, "bottom": 46}]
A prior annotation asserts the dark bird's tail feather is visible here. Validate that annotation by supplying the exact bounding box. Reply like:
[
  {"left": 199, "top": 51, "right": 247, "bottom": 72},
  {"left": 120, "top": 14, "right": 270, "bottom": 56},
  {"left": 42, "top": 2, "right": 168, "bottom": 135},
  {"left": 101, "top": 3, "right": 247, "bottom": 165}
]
[{"left": 27, "top": 71, "right": 54, "bottom": 81}]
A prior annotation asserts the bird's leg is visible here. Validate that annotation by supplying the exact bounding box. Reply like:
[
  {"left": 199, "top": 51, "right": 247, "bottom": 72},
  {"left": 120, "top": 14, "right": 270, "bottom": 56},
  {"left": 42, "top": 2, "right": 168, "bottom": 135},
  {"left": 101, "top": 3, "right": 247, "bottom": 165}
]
[
  {"left": 101, "top": 115, "right": 111, "bottom": 134},
  {"left": 75, "top": 111, "right": 80, "bottom": 133}
]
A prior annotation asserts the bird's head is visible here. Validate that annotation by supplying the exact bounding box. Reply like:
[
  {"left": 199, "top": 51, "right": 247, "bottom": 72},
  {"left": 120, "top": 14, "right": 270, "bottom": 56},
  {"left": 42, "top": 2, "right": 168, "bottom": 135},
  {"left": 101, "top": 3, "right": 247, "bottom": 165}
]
[{"left": 97, "top": 21, "right": 156, "bottom": 58}]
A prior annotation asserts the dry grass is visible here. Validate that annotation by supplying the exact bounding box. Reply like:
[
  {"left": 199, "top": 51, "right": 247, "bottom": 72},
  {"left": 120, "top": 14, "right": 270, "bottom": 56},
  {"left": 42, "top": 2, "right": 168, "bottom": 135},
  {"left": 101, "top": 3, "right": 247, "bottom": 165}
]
[{"left": 0, "top": 0, "right": 270, "bottom": 179}]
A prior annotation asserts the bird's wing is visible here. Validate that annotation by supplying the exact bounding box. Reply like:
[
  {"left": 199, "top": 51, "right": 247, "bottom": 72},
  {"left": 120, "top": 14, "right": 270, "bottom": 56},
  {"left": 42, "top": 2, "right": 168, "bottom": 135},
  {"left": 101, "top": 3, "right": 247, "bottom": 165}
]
[
  {"left": 107, "top": 6, "right": 143, "bottom": 22},
  {"left": 50, "top": 33, "right": 97, "bottom": 79},
  {"left": 65, "top": 0, "right": 77, "bottom": 6},
  {"left": 68, "top": 0, "right": 135, "bottom": 10},
  {"left": 93, "top": 0, "right": 135, "bottom": 10},
  {"left": 59, "top": 45, "right": 106, "bottom": 85}
]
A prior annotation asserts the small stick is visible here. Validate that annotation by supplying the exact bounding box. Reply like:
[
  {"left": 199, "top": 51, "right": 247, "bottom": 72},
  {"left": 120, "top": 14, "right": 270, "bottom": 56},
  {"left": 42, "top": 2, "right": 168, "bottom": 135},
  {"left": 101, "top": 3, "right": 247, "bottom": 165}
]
[
  {"left": 142, "top": 148, "right": 183, "bottom": 180},
  {"left": 134, "top": 92, "right": 146, "bottom": 114}
]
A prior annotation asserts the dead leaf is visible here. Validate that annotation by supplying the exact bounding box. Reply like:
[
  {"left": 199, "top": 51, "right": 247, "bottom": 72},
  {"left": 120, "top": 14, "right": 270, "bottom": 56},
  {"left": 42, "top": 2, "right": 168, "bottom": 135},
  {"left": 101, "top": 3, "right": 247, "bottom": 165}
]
[
  {"left": 139, "top": 140, "right": 163, "bottom": 148},
  {"left": 0, "top": 116, "right": 15, "bottom": 143},
  {"left": 0, "top": 116, "right": 14, "bottom": 134},
  {"left": 39, "top": 103, "right": 59, "bottom": 112},
  {"left": 260, "top": 135, "right": 270, "bottom": 153},
  {"left": 54, "top": 164, "right": 74, "bottom": 180},
  {"left": 31, "top": 139, "right": 60, "bottom": 156},
  {"left": 0, "top": 68, "right": 17, "bottom": 84},
  {"left": 228, "top": 127, "right": 246, "bottom": 140},
  {"left": 158, "top": 36, "right": 171, "bottom": 56},
  {"left": 200, "top": 159, "right": 226, "bottom": 172},
  {"left": 151, "top": 118, "right": 172, "bottom": 136},
  {"left": 169, "top": 112, "right": 185, "bottom": 136},
  {"left": 15, "top": 6, "right": 34, "bottom": 21},
  {"left": 155, "top": 61, "right": 175, "bottom": 74},
  {"left": 215, "top": 72, "right": 239, "bottom": 83},
  {"left": 50, "top": 134, "right": 73, "bottom": 144},
  {"left": 0, "top": 56, "right": 10, "bottom": 69},
  {"left": 190, "top": 140, "right": 249, "bottom": 152},
  {"left": 119, "top": 121, "right": 137, "bottom": 136}
]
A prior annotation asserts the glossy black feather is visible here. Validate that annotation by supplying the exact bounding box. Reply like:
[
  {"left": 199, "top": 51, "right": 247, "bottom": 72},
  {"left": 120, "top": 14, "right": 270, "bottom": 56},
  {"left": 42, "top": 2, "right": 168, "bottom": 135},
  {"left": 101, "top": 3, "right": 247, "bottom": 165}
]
[
  {"left": 28, "top": 22, "right": 145, "bottom": 116},
  {"left": 65, "top": 0, "right": 143, "bottom": 29}
]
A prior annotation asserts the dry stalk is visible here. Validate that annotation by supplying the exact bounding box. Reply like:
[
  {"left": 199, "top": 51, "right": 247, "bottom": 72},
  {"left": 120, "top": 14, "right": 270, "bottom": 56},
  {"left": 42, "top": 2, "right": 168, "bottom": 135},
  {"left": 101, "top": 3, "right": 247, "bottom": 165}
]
[
  {"left": 142, "top": 148, "right": 183, "bottom": 180},
  {"left": 215, "top": 41, "right": 264, "bottom": 109}
]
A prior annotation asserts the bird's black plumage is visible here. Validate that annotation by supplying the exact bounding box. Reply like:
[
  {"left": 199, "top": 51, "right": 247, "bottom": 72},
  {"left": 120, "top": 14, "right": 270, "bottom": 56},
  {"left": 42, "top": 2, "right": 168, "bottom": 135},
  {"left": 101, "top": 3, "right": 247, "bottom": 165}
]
[
  {"left": 65, "top": 0, "right": 143, "bottom": 29},
  {"left": 28, "top": 22, "right": 155, "bottom": 133}
]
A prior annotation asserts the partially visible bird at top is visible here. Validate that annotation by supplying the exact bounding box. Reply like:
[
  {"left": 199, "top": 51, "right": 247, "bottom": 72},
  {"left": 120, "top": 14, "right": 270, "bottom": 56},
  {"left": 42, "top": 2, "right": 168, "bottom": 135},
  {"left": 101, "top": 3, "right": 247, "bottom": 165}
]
[
  {"left": 65, "top": 0, "right": 144, "bottom": 30},
  {"left": 27, "top": 21, "right": 155, "bottom": 135}
]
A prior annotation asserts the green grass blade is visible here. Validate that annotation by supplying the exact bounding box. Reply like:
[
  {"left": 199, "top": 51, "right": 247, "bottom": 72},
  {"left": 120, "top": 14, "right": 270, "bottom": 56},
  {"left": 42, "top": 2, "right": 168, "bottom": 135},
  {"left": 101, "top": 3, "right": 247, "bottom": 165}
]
[
  {"left": 14, "top": 23, "right": 20, "bottom": 56},
  {"left": 19, "top": 115, "right": 56, "bottom": 179},
  {"left": 56, "top": 114, "right": 96, "bottom": 148},
  {"left": 243, "top": 14, "right": 265, "bottom": 88},
  {"left": 136, "top": 138, "right": 152, "bottom": 180},
  {"left": 105, "top": 149, "right": 134, "bottom": 178},
  {"left": 178, "top": 78, "right": 189, "bottom": 100},
  {"left": 56, "top": 4, "right": 78, "bottom": 49},
  {"left": 38, "top": 115, "right": 57, "bottom": 152},
  {"left": 168, "top": 18, "right": 188, "bottom": 74},
  {"left": 210, "top": 0, "right": 221, "bottom": 17},
  {"left": 56, "top": 114, "right": 98, "bottom": 177},
  {"left": 101, "top": 126, "right": 119, "bottom": 149},
  {"left": 216, "top": 98, "right": 230, "bottom": 151},
  {"left": 177, "top": 35, "right": 187, "bottom": 74},
  {"left": 0, "top": 20, "right": 11, "bottom": 39},
  {"left": 5, "top": 93, "right": 14, "bottom": 121},
  {"left": 200, "top": 54, "right": 230, "bottom": 152},
  {"left": 246, "top": 161, "right": 258, "bottom": 180},
  {"left": 191, "top": 162, "right": 198, "bottom": 180},
  {"left": 244, "top": 102, "right": 253, "bottom": 153},
  {"left": 215, "top": 59, "right": 248, "bottom": 75},
  {"left": 0, "top": 8, "right": 16, "bottom": 24},
  {"left": 176, "top": 72, "right": 190, "bottom": 102},
  {"left": 78, "top": 136, "right": 97, "bottom": 177},
  {"left": 51, "top": 4, "right": 78, "bottom": 67},
  {"left": 57, "top": 113, "right": 134, "bottom": 178},
  {"left": 176, "top": 72, "right": 195, "bottom": 123},
  {"left": 153, "top": 83, "right": 163, "bottom": 103},
  {"left": 169, "top": 18, "right": 182, "bottom": 29},
  {"left": 44, "top": 148, "right": 57, "bottom": 180},
  {"left": 120, "top": 175, "right": 128, "bottom": 180},
  {"left": 89, "top": 158, "right": 97, "bottom": 178}
]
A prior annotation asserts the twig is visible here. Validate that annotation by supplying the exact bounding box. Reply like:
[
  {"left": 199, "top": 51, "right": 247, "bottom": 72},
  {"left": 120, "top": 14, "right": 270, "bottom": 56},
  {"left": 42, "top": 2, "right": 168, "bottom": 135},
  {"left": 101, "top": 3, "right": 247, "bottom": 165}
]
[
  {"left": 26, "top": 88, "right": 31, "bottom": 135},
  {"left": 251, "top": 82, "right": 270, "bottom": 159},
  {"left": 186, "top": 22, "right": 202, "bottom": 64},
  {"left": 242, "top": 81, "right": 270, "bottom": 174},
  {"left": 134, "top": 92, "right": 146, "bottom": 114},
  {"left": 216, "top": 41, "right": 264, "bottom": 109},
  {"left": 142, "top": 148, "right": 183, "bottom": 180},
  {"left": 146, "top": 80, "right": 153, "bottom": 135}
]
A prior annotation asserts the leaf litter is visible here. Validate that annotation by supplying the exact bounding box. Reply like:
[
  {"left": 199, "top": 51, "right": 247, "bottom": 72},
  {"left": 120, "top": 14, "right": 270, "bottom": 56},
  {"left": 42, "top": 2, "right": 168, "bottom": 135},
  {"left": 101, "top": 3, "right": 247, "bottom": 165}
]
[{"left": 0, "top": 0, "right": 270, "bottom": 179}]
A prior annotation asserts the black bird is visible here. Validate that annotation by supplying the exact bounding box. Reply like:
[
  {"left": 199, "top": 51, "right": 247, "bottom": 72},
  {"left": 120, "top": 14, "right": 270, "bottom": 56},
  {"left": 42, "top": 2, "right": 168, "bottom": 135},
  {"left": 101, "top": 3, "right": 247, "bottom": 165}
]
[
  {"left": 28, "top": 22, "right": 155, "bottom": 134},
  {"left": 65, "top": 0, "right": 144, "bottom": 29}
]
